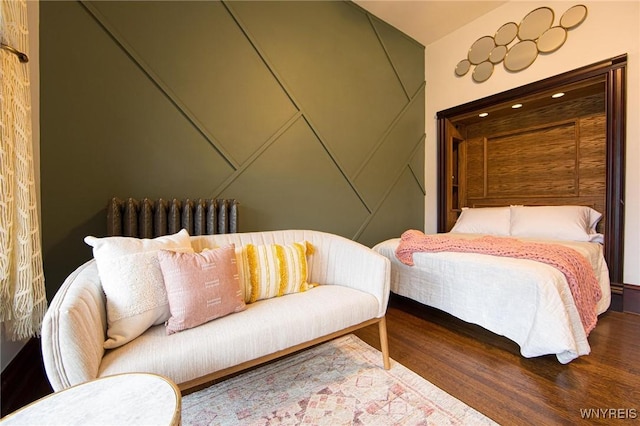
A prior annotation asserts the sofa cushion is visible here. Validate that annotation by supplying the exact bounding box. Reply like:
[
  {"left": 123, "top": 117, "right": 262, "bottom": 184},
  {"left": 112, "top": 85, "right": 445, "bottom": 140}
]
[
  {"left": 158, "top": 245, "right": 246, "bottom": 334},
  {"left": 84, "top": 229, "right": 193, "bottom": 348},
  {"left": 237, "top": 241, "right": 315, "bottom": 303},
  {"left": 98, "top": 285, "right": 380, "bottom": 385}
]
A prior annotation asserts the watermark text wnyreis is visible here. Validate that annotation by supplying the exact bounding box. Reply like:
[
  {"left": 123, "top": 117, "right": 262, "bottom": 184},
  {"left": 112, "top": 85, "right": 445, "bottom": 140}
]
[{"left": 580, "top": 408, "right": 637, "bottom": 420}]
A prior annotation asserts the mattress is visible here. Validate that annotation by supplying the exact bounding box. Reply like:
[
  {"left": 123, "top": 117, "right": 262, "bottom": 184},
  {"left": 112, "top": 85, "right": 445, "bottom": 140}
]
[{"left": 373, "top": 233, "right": 611, "bottom": 363}]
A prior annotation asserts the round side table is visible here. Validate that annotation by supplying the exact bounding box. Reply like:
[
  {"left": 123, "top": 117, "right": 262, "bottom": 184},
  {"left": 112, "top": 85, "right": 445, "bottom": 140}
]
[{"left": 0, "top": 373, "right": 181, "bottom": 425}]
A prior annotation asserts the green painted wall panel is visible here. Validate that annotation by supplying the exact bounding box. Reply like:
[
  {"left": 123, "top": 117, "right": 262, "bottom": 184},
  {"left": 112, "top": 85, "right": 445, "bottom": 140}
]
[
  {"left": 358, "top": 168, "right": 426, "bottom": 247},
  {"left": 89, "top": 1, "right": 298, "bottom": 166},
  {"left": 40, "top": 1, "right": 236, "bottom": 297},
  {"left": 354, "top": 87, "right": 426, "bottom": 207},
  {"left": 372, "top": 17, "right": 426, "bottom": 98},
  {"left": 410, "top": 137, "right": 426, "bottom": 193},
  {"left": 40, "top": 0, "right": 424, "bottom": 297},
  {"left": 229, "top": 1, "right": 409, "bottom": 178},
  {"left": 220, "top": 117, "right": 369, "bottom": 235}
]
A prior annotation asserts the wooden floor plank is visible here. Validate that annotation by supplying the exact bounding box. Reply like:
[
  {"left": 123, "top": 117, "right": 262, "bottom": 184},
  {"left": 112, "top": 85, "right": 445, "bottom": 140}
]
[{"left": 354, "top": 294, "right": 640, "bottom": 425}]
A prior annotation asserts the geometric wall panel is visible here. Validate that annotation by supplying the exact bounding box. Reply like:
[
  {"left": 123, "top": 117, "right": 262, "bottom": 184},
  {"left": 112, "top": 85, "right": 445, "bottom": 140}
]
[
  {"left": 372, "top": 16, "right": 426, "bottom": 99},
  {"left": 228, "top": 1, "right": 409, "bottom": 178},
  {"left": 355, "top": 89, "right": 425, "bottom": 207},
  {"left": 410, "top": 136, "right": 426, "bottom": 193},
  {"left": 39, "top": 0, "right": 425, "bottom": 297},
  {"left": 358, "top": 167, "right": 426, "bottom": 248},
  {"left": 220, "top": 117, "right": 369, "bottom": 236},
  {"left": 90, "top": 1, "right": 298, "bottom": 166}
]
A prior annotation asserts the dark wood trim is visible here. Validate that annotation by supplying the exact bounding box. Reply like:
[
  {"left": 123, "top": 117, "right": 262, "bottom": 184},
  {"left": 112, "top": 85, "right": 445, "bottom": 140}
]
[
  {"left": 604, "top": 62, "right": 626, "bottom": 285},
  {"left": 436, "top": 55, "right": 627, "bottom": 119},
  {"left": 623, "top": 284, "right": 640, "bottom": 315},
  {"left": 1, "top": 338, "right": 53, "bottom": 417},
  {"left": 436, "top": 118, "right": 448, "bottom": 232},
  {"left": 610, "top": 282, "right": 624, "bottom": 312},
  {"left": 436, "top": 55, "right": 627, "bottom": 287}
]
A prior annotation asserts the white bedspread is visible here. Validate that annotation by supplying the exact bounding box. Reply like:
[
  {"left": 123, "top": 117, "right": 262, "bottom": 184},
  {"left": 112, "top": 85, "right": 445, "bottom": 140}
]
[{"left": 373, "top": 234, "right": 611, "bottom": 363}]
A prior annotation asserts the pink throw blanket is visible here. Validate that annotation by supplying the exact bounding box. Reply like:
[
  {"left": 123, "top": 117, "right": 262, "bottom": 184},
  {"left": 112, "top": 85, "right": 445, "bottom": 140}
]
[{"left": 395, "top": 230, "right": 602, "bottom": 335}]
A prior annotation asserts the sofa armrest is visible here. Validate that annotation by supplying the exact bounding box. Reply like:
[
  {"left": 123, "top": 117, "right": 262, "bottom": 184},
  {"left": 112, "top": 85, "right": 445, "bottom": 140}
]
[
  {"left": 306, "top": 232, "right": 391, "bottom": 318},
  {"left": 41, "top": 260, "right": 107, "bottom": 391}
]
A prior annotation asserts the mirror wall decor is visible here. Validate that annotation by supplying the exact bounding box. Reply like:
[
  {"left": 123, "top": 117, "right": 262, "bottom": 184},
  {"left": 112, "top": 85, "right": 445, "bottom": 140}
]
[{"left": 455, "top": 4, "right": 588, "bottom": 82}]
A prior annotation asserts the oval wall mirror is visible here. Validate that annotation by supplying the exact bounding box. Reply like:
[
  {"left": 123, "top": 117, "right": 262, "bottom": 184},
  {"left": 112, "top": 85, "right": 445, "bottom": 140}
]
[
  {"left": 455, "top": 59, "right": 471, "bottom": 76},
  {"left": 489, "top": 45, "right": 507, "bottom": 63},
  {"left": 518, "top": 7, "right": 554, "bottom": 41},
  {"left": 494, "top": 22, "right": 518, "bottom": 46},
  {"left": 560, "top": 4, "right": 588, "bottom": 29},
  {"left": 472, "top": 61, "right": 494, "bottom": 83},
  {"left": 537, "top": 26, "right": 567, "bottom": 53},
  {"left": 468, "top": 36, "right": 495, "bottom": 65},
  {"left": 504, "top": 40, "right": 538, "bottom": 72}
]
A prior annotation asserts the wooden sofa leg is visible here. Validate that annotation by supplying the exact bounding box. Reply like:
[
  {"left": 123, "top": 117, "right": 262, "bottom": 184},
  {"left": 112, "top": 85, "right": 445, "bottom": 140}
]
[{"left": 378, "top": 316, "right": 391, "bottom": 369}]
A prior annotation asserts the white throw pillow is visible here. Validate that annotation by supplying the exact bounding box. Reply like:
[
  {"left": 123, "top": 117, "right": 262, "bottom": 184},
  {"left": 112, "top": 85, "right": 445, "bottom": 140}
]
[
  {"left": 84, "top": 229, "right": 193, "bottom": 348},
  {"left": 450, "top": 207, "right": 511, "bottom": 236},
  {"left": 509, "top": 205, "right": 603, "bottom": 242}
]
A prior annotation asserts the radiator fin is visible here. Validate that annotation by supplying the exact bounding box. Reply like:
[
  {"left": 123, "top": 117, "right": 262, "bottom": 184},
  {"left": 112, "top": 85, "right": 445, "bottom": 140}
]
[{"left": 106, "top": 198, "right": 239, "bottom": 237}]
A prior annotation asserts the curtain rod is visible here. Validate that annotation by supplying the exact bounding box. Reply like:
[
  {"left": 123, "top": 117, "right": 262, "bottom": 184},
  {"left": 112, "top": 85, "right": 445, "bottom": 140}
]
[{"left": 1, "top": 43, "right": 29, "bottom": 63}]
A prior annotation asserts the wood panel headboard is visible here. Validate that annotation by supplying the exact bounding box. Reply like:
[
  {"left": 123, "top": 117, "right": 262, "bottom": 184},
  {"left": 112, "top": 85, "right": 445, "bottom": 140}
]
[{"left": 462, "top": 114, "right": 606, "bottom": 234}]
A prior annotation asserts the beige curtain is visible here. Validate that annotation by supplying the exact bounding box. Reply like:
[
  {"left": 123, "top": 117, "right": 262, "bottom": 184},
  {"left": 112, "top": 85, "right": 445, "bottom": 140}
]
[{"left": 0, "top": 0, "right": 47, "bottom": 340}]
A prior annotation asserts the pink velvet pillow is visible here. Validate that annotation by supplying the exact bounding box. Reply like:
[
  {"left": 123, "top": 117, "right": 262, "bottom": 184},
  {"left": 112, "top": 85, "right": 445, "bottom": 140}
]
[{"left": 158, "top": 244, "right": 246, "bottom": 335}]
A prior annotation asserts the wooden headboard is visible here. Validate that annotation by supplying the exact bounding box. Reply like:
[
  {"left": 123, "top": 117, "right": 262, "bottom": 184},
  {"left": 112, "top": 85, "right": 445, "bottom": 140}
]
[
  {"left": 462, "top": 113, "right": 606, "bottom": 234},
  {"left": 436, "top": 56, "right": 627, "bottom": 290}
]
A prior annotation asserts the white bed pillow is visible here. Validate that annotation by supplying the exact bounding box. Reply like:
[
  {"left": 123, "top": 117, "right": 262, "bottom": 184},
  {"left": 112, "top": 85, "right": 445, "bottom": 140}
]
[
  {"left": 450, "top": 206, "right": 510, "bottom": 236},
  {"left": 84, "top": 229, "right": 193, "bottom": 348},
  {"left": 509, "top": 205, "right": 603, "bottom": 242}
]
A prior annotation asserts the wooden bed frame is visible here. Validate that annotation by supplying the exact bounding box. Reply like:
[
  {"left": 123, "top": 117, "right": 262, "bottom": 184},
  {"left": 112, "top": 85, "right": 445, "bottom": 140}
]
[{"left": 436, "top": 55, "right": 627, "bottom": 306}]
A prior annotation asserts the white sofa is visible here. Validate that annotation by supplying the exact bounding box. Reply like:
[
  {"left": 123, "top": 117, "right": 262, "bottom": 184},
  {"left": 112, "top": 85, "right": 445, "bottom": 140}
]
[{"left": 41, "top": 229, "right": 391, "bottom": 392}]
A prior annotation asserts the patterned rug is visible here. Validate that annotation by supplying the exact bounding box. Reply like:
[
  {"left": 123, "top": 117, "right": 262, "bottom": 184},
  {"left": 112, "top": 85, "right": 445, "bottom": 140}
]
[{"left": 181, "top": 334, "right": 497, "bottom": 425}]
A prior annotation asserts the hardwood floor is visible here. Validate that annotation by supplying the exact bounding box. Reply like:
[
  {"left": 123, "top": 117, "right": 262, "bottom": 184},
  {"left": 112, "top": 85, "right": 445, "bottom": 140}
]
[
  {"left": 0, "top": 338, "right": 53, "bottom": 418},
  {"left": 3, "top": 294, "right": 639, "bottom": 424},
  {"left": 354, "top": 294, "right": 640, "bottom": 425}
]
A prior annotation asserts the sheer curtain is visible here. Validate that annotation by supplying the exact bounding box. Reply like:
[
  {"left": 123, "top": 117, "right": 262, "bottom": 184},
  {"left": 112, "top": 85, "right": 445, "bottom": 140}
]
[{"left": 0, "top": 0, "right": 47, "bottom": 340}]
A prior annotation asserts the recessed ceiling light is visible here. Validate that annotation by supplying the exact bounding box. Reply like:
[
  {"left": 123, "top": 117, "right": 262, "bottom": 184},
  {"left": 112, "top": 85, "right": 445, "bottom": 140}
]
[
  {"left": 552, "top": 92, "right": 565, "bottom": 98},
  {"left": 512, "top": 103, "right": 523, "bottom": 109},
  {"left": 479, "top": 112, "right": 489, "bottom": 118}
]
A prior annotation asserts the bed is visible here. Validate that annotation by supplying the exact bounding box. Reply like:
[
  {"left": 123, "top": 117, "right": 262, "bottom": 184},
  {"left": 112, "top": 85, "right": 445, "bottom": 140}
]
[
  {"left": 378, "top": 66, "right": 625, "bottom": 363},
  {"left": 373, "top": 205, "right": 611, "bottom": 363}
]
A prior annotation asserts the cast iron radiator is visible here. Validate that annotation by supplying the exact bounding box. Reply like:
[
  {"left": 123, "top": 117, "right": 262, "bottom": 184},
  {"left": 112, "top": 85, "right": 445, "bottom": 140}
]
[{"left": 106, "top": 197, "right": 239, "bottom": 238}]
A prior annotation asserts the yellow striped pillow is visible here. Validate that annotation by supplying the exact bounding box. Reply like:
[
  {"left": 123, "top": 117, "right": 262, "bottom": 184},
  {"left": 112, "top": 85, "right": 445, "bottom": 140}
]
[{"left": 237, "top": 241, "right": 316, "bottom": 303}]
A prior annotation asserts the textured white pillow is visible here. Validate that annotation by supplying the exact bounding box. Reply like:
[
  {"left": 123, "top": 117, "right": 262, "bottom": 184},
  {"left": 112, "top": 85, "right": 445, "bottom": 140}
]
[
  {"left": 509, "top": 205, "right": 603, "bottom": 242},
  {"left": 84, "top": 229, "right": 193, "bottom": 348},
  {"left": 450, "top": 207, "right": 511, "bottom": 236}
]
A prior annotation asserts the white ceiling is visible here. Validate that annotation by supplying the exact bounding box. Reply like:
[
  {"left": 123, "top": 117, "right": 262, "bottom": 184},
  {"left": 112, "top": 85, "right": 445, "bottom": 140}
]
[{"left": 353, "top": 1, "right": 507, "bottom": 46}]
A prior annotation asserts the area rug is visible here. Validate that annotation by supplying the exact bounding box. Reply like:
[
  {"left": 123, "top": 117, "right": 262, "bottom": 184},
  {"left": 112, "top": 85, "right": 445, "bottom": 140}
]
[{"left": 181, "top": 334, "right": 496, "bottom": 425}]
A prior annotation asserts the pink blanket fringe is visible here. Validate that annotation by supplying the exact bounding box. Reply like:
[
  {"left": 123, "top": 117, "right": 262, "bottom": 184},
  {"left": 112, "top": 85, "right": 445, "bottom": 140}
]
[{"left": 395, "top": 230, "right": 602, "bottom": 335}]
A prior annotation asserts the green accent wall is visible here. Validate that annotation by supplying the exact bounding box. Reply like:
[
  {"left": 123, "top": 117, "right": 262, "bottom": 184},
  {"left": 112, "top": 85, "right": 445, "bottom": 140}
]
[{"left": 40, "top": 0, "right": 425, "bottom": 299}]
